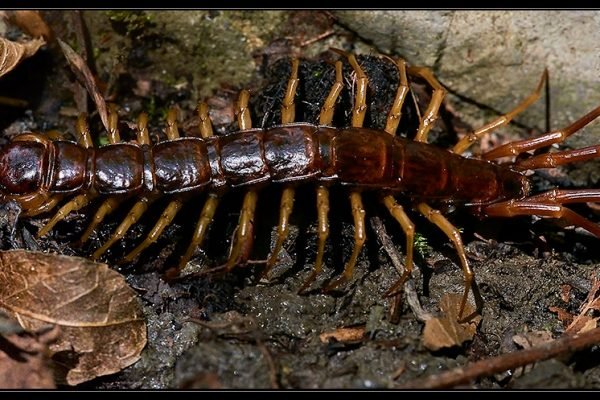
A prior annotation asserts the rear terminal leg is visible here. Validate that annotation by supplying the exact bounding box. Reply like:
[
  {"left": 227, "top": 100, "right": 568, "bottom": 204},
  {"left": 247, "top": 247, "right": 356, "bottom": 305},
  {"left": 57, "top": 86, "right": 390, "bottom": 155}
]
[
  {"left": 515, "top": 144, "right": 600, "bottom": 171},
  {"left": 482, "top": 104, "right": 600, "bottom": 160},
  {"left": 453, "top": 69, "right": 548, "bottom": 155},
  {"left": 484, "top": 189, "right": 600, "bottom": 238},
  {"left": 409, "top": 66, "right": 446, "bottom": 143},
  {"left": 263, "top": 59, "right": 300, "bottom": 279},
  {"left": 417, "top": 202, "right": 474, "bottom": 321}
]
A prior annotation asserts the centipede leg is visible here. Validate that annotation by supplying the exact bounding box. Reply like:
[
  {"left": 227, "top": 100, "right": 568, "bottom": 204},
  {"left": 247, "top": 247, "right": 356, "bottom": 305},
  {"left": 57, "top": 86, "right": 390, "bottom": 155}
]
[
  {"left": 136, "top": 112, "right": 151, "bottom": 145},
  {"left": 298, "top": 185, "right": 329, "bottom": 294},
  {"left": 21, "top": 194, "right": 62, "bottom": 217},
  {"left": 484, "top": 189, "right": 600, "bottom": 238},
  {"left": 409, "top": 66, "right": 446, "bottom": 143},
  {"left": 263, "top": 187, "right": 295, "bottom": 279},
  {"left": 514, "top": 145, "right": 600, "bottom": 171},
  {"left": 417, "top": 202, "right": 473, "bottom": 321},
  {"left": 78, "top": 197, "right": 121, "bottom": 245},
  {"left": 197, "top": 102, "right": 214, "bottom": 138},
  {"left": 170, "top": 193, "right": 221, "bottom": 275},
  {"left": 37, "top": 194, "right": 91, "bottom": 237},
  {"left": 224, "top": 190, "right": 258, "bottom": 271},
  {"left": 91, "top": 198, "right": 150, "bottom": 260},
  {"left": 453, "top": 69, "right": 548, "bottom": 155},
  {"left": 76, "top": 113, "right": 93, "bottom": 148},
  {"left": 165, "top": 107, "right": 180, "bottom": 140},
  {"left": 262, "top": 59, "right": 301, "bottom": 279},
  {"left": 332, "top": 50, "right": 368, "bottom": 128},
  {"left": 107, "top": 104, "right": 121, "bottom": 144},
  {"left": 382, "top": 195, "right": 415, "bottom": 296},
  {"left": 482, "top": 105, "right": 600, "bottom": 160},
  {"left": 121, "top": 198, "right": 183, "bottom": 264},
  {"left": 384, "top": 57, "right": 410, "bottom": 136},
  {"left": 236, "top": 89, "right": 252, "bottom": 130},
  {"left": 318, "top": 61, "right": 343, "bottom": 126},
  {"left": 324, "top": 191, "right": 366, "bottom": 291}
]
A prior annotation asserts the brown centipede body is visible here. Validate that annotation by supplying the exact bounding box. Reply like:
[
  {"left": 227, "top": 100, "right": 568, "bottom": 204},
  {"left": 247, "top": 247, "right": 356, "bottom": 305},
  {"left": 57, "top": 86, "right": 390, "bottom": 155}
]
[{"left": 1, "top": 49, "right": 600, "bottom": 319}]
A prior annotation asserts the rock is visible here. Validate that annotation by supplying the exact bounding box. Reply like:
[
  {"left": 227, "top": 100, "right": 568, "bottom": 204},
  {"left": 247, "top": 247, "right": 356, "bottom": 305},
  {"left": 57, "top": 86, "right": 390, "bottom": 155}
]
[{"left": 335, "top": 11, "right": 600, "bottom": 149}]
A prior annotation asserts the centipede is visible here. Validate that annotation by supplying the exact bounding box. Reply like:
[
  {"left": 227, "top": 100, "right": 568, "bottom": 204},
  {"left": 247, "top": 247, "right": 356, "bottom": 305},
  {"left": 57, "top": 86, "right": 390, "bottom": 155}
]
[{"left": 1, "top": 48, "right": 600, "bottom": 320}]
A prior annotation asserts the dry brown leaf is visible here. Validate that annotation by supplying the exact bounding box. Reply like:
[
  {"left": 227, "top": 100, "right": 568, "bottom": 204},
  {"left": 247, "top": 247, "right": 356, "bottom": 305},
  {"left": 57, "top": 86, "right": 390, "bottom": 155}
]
[
  {"left": 57, "top": 38, "right": 109, "bottom": 132},
  {"left": 0, "top": 326, "right": 58, "bottom": 389},
  {"left": 512, "top": 330, "right": 554, "bottom": 349},
  {"left": 7, "top": 11, "right": 52, "bottom": 40},
  {"left": 319, "top": 325, "right": 365, "bottom": 343},
  {"left": 549, "top": 306, "right": 575, "bottom": 327},
  {"left": 0, "top": 36, "right": 45, "bottom": 78},
  {"left": 0, "top": 250, "right": 146, "bottom": 386},
  {"left": 422, "top": 293, "right": 482, "bottom": 351}
]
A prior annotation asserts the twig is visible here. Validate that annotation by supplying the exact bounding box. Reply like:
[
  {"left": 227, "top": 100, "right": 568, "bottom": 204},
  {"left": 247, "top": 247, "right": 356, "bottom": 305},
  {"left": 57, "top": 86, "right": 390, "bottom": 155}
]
[
  {"left": 370, "top": 216, "right": 433, "bottom": 322},
  {"left": 398, "top": 327, "right": 600, "bottom": 389}
]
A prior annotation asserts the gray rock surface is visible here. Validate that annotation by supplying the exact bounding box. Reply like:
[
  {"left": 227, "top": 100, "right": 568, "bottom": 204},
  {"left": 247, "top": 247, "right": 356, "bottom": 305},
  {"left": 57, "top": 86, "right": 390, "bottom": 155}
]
[{"left": 336, "top": 11, "right": 600, "bottom": 149}]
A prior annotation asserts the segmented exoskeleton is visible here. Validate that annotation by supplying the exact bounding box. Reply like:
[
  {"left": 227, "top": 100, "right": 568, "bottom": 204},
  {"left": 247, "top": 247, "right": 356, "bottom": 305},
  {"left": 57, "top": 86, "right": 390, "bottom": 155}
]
[{"left": 1, "top": 49, "right": 600, "bottom": 319}]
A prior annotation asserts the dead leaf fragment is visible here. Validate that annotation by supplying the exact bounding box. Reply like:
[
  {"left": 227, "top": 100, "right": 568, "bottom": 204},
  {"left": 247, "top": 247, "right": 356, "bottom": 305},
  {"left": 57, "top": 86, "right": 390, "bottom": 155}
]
[
  {"left": 0, "top": 36, "right": 45, "bottom": 78},
  {"left": 319, "top": 325, "right": 365, "bottom": 343},
  {"left": 422, "top": 293, "right": 482, "bottom": 351},
  {"left": 57, "top": 38, "right": 109, "bottom": 132},
  {"left": 0, "top": 250, "right": 146, "bottom": 385}
]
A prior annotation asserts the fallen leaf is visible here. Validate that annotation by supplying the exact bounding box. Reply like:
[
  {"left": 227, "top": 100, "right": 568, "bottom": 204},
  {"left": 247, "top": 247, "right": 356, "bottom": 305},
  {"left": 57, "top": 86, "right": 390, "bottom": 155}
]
[
  {"left": 0, "top": 36, "right": 45, "bottom": 78},
  {"left": 57, "top": 38, "right": 109, "bottom": 133},
  {"left": 0, "top": 325, "right": 58, "bottom": 389},
  {"left": 422, "top": 293, "right": 482, "bottom": 351},
  {"left": 549, "top": 306, "right": 574, "bottom": 327},
  {"left": 6, "top": 11, "right": 52, "bottom": 40},
  {"left": 513, "top": 330, "right": 554, "bottom": 349},
  {"left": 319, "top": 325, "right": 365, "bottom": 343},
  {"left": 0, "top": 250, "right": 146, "bottom": 385}
]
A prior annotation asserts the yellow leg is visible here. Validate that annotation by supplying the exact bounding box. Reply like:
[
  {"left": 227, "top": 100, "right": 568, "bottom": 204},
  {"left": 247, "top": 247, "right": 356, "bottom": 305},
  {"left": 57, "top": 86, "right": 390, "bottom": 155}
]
[
  {"left": 165, "top": 107, "right": 180, "bottom": 140},
  {"left": 333, "top": 50, "right": 368, "bottom": 128},
  {"left": 319, "top": 61, "right": 343, "bottom": 126},
  {"left": 136, "top": 112, "right": 151, "bottom": 145},
  {"left": 298, "top": 185, "right": 329, "bottom": 294},
  {"left": 78, "top": 197, "right": 121, "bottom": 245},
  {"left": 224, "top": 190, "right": 258, "bottom": 271},
  {"left": 417, "top": 202, "right": 473, "bottom": 320},
  {"left": 176, "top": 193, "right": 220, "bottom": 271},
  {"left": 382, "top": 195, "right": 415, "bottom": 296},
  {"left": 197, "top": 101, "right": 214, "bottom": 139},
  {"left": 92, "top": 198, "right": 150, "bottom": 260},
  {"left": 236, "top": 89, "right": 252, "bottom": 130},
  {"left": 384, "top": 57, "right": 410, "bottom": 136},
  {"left": 324, "top": 191, "right": 366, "bottom": 291},
  {"left": 76, "top": 113, "right": 93, "bottom": 148},
  {"left": 107, "top": 103, "right": 121, "bottom": 144},
  {"left": 121, "top": 199, "right": 183, "bottom": 263},
  {"left": 281, "top": 58, "right": 300, "bottom": 124},
  {"left": 37, "top": 194, "right": 91, "bottom": 237},
  {"left": 410, "top": 66, "right": 446, "bottom": 143},
  {"left": 21, "top": 195, "right": 62, "bottom": 217},
  {"left": 453, "top": 69, "right": 548, "bottom": 154},
  {"left": 263, "top": 186, "right": 295, "bottom": 279}
]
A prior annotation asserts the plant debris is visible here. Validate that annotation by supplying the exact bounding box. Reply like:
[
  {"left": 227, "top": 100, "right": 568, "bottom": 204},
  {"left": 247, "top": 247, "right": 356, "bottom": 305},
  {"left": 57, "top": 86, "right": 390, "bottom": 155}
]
[
  {"left": 422, "top": 293, "right": 481, "bottom": 351},
  {"left": 0, "top": 36, "right": 45, "bottom": 79},
  {"left": 0, "top": 250, "right": 146, "bottom": 385}
]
